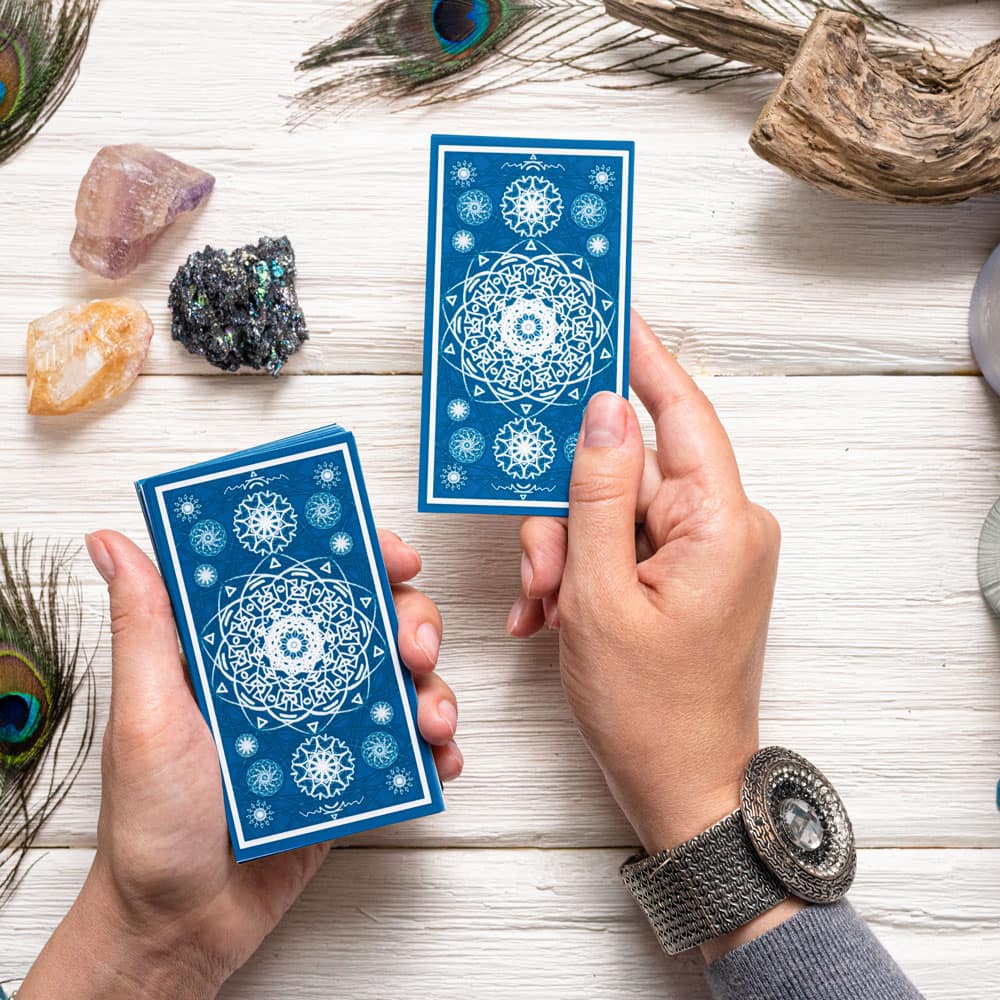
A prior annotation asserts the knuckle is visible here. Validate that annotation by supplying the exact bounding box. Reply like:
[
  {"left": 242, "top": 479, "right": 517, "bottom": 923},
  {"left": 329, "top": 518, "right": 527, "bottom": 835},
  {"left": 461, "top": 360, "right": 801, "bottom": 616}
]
[
  {"left": 109, "top": 586, "right": 173, "bottom": 638},
  {"left": 568, "top": 473, "right": 626, "bottom": 509}
]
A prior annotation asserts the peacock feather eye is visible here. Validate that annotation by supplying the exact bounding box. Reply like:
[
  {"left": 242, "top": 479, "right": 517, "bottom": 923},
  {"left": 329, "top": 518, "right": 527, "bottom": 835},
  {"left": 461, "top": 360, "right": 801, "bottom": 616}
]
[
  {"left": 0, "top": 646, "right": 50, "bottom": 763},
  {"left": 0, "top": 26, "right": 28, "bottom": 122},
  {"left": 432, "top": 0, "right": 493, "bottom": 53}
]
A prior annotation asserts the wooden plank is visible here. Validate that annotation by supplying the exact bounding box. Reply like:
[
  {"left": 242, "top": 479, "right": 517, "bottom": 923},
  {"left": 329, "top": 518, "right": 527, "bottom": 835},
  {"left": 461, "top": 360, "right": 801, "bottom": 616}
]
[
  {"left": 1, "top": 847, "right": 997, "bottom": 998},
  {"left": 1, "top": 2, "right": 999, "bottom": 377},
  {"left": 4, "top": 374, "right": 999, "bottom": 848}
]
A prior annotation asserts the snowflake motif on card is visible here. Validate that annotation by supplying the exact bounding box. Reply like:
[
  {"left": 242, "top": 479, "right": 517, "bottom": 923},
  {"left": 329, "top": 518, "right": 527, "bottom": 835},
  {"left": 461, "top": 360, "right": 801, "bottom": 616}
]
[
  {"left": 190, "top": 519, "right": 227, "bottom": 557},
  {"left": 174, "top": 495, "right": 201, "bottom": 522},
  {"left": 589, "top": 164, "right": 616, "bottom": 191},
  {"left": 564, "top": 433, "right": 578, "bottom": 462},
  {"left": 361, "top": 731, "right": 399, "bottom": 769},
  {"left": 330, "top": 532, "right": 354, "bottom": 557},
  {"left": 291, "top": 735, "right": 355, "bottom": 798},
  {"left": 234, "top": 733, "right": 259, "bottom": 758},
  {"left": 246, "top": 758, "right": 284, "bottom": 797},
  {"left": 586, "top": 234, "right": 609, "bottom": 258},
  {"left": 314, "top": 461, "right": 341, "bottom": 490},
  {"left": 501, "top": 176, "right": 563, "bottom": 238},
  {"left": 304, "top": 493, "right": 342, "bottom": 530},
  {"left": 246, "top": 800, "right": 274, "bottom": 829},
  {"left": 370, "top": 701, "right": 394, "bottom": 725},
  {"left": 452, "top": 230, "right": 475, "bottom": 254},
  {"left": 205, "top": 555, "right": 384, "bottom": 732},
  {"left": 447, "top": 398, "right": 471, "bottom": 421},
  {"left": 456, "top": 189, "right": 492, "bottom": 226},
  {"left": 440, "top": 464, "right": 468, "bottom": 492},
  {"left": 571, "top": 192, "right": 607, "bottom": 230},
  {"left": 440, "top": 242, "right": 617, "bottom": 417},
  {"left": 387, "top": 767, "right": 414, "bottom": 796},
  {"left": 194, "top": 564, "right": 219, "bottom": 588},
  {"left": 494, "top": 418, "right": 556, "bottom": 480},
  {"left": 448, "top": 426, "right": 486, "bottom": 464},
  {"left": 450, "top": 160, "right": 476, "bottom": 187},
  {"left": 233, "top": 491, "right": 297, "bottom": 555}
]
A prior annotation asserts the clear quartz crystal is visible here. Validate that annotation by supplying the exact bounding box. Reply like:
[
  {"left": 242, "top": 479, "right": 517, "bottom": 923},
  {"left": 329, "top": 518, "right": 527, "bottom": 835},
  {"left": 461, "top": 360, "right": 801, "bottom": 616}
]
[{"left": 779, "top": 797, "right": 824, "bottom": 851}]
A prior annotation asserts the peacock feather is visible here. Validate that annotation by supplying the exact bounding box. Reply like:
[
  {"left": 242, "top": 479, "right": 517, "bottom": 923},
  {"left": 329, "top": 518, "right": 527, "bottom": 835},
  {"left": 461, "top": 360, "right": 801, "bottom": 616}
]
[
  {"left": 293, "top": 0, "right": 940, "bottom": 114},
  {"left": 0, "top": 0, "right": 101, "bottom": 164},
  {"left": 0, "top": 534, "right": 96, "bottom": 907}
]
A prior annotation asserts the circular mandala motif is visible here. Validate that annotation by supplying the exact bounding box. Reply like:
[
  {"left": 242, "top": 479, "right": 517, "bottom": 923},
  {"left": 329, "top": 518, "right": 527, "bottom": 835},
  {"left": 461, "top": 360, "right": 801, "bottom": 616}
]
[
  {"left": 304, "top": 493, "right": 342, "bottom": 530},
  {"left": 448, "top": 426, "right": 486, "bottom": 464},
  {"left": 571, "top": 192, "right": 607, "bottom": 230},
  {"left": 370, "top": 701, "right": 394, "bottom": 725},
  {"left": 440, "top": 245, "right": 617, "bottom": 415},
  {"left": 194, "top": 564, "right": 219, "bottom": 588},
  {"left": 314, "top": 461, "right": 341, "bottom": 490},
  {"left": 291, "top": 734, "right": 355, "bottom": 798},
  {"left": 457, "top": 189, "right": 492, "bottom": 226},
  {"left": 493, "top": 418, "right": 556, "bottom": 480},
  {"left": 564, "top": 432, "right": 578, "bottom": 462},
  {"left": 246, "top": 800, "right": 274, "bottom": 829},
  {"left": 387, "top": 767, "right": 414, "bottom": 796},
  {"left": 586, "top": 233, "right": 609, "bottom": 258},
  {"left": 330, "top": 532, "right": 354, "bottom": 556},
  {"left": 452, "top": 230, "right": 475, "bottom": 254},
  {"left": 246, "top": 758, "right": 284, "bottom": 797},
  {"left": 450, "top": 161, "right": 476, "bottom": 187},
  {"left": 440, "top": 464, "right": 467, "bottom": 491},
  {"left": 174, "top": 495, "right": 201, "bottom": 522},
  {"left": 589, "top": 164, "right": 616, "bottom": 191},
  {"left": 447, "top": 398, "right": 470, "bottom": 421},
  {"left": 206, "top": 556, "right": 383, "bottom": 732},
  {"left": 361, "top": 731, "right": 399, "bottom": 769},
  {"left": 501, "top": 175, "right": 563, "bottom": 237},
  {"left": 234, "top": 733, "right": 259, "bottom": 758},
  {"left": 190, "top": 519, "right": 227, "bottom": 557},
  {"left": 233, "top": 491, "right": 297, "bottom": 555}
]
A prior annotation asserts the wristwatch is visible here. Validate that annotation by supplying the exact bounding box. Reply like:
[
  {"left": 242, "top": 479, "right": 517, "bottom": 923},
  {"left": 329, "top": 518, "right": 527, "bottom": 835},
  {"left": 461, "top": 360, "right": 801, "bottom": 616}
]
[{"left": 620, "top": 746, "right": 856, "bottom": 955}]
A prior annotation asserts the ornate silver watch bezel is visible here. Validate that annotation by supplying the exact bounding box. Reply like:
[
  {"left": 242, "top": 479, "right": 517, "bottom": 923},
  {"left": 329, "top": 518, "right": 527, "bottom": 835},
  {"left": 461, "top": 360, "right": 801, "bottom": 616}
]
[{"left": 741, "top": 746, "right": 856, "bottom": 904}]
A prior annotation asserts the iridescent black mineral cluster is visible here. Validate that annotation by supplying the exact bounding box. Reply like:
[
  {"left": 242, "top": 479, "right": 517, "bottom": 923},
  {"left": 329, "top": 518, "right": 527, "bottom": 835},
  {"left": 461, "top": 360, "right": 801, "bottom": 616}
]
[{"left": 168, "top": 236, "right": 308, "bottom": 376}]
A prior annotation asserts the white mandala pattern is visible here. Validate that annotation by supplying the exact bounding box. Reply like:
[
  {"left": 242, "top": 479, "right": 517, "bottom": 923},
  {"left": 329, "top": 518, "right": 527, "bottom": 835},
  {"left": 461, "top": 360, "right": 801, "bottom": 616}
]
[
  {"left": 235, "top": 733, "right": 259, "bottom": 758},
  {"left": 456, "top": 189, "right": 492, "bottom": 226},
  {"left": 291, "top": 735, "right": 355, "bottom": 798},
  {"left": 452, "top": 230, "right": 475, "bottom": 253},
  {"left": 450, "top": 160, "right": 476, "bottom": 187},
  {"left": 174, "top": 495, "right": 201, "bottom": 522},
  {"left": 589, "top": 164, "right": 616, "bottom": 191},
  {"left": 361, "top": 731, "right": 399, "bottom": 769},
  {"left": 387, "top": 767, "right": 414, "bottom": 796},
  {"left": 194, "top": 564, "right": 219, "bottom": 588},
  {"left": 304, "top": 493, "right": 342, "bottom": 530},
  {"left": 314, "top": 461, "right": 341, "bottom": 490},
  {"left": 447, "top": 398, "right": 470, "bottom": 421},
  {"left": 246, "top": 800, "right": 274, "bottom": 829},
  {"left": 233, "top": 491, "right": 297, "bottom": 555},
  {"left": 501, "top": 175, "right": 563, "bottom": 237},
  {"left": 571, "top": 192, "right": 607, "bottom": 229},
  {"left": 493, "top": 418, "right": 556, "bottom": 480},
  {"left": 370, "top": 701, "right": 394, "bottom": 725},
  {"left": 564, "top": 432, "right": 579, "bottom": 462},
  {"left": 448, "top": 426, "right": 485, "bottom": 463},
  {"left": 586, "top": 233, "right": 609, "bottom": 258},
  {"left": 246, "top": 758, "right": 284, "bottom": 796},
  {"left": 330, "top": 532, "right": 354, "bottom": 556},
  {"left": 190, "top": 519, "right": 227, "bottom": 557},
  {"left": 205, "top": 556, "right": 384, "bottom": 732},
  {"left": 440, "top": 464, "right": 468, "bottom": 491},
  {"left": 441, "top": 243, "right": 617, "bottom": 416}
]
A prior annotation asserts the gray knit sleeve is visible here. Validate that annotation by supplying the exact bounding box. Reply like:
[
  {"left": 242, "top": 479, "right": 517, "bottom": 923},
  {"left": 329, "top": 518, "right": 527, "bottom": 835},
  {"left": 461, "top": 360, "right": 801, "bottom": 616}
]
[{"left": 703, "top": 901, "right": 925, "bottom": 1000}]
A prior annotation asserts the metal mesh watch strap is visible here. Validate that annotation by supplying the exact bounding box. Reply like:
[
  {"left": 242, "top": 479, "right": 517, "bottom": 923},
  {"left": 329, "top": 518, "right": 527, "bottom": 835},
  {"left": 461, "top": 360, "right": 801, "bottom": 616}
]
[{"left": 620, "top": 811, "right": 788, "bottom": 954}]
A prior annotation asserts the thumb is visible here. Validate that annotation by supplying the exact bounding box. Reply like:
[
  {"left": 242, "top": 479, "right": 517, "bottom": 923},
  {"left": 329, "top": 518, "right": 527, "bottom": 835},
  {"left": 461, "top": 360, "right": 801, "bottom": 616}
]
[
  {"left": 565, "top": 392, "right": 645, "bottom": 590},
  {"left": 86, "top": 530, "right": 190, "bottom": 720}
]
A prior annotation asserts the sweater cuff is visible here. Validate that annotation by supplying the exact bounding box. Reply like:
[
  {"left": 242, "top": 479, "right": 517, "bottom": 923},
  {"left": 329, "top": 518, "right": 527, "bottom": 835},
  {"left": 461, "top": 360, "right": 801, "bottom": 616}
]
[{"left": 704, "top": 900, "right": 925, "bottom": 1000}]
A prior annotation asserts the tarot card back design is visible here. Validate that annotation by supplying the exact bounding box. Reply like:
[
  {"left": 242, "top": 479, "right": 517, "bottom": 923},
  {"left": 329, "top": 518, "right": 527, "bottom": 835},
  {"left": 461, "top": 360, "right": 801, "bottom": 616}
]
[
  {"left": 136, "top": 427, "right": 444, "bottom": 861},
  {"left": 420, "top": 135, "right": 634, "bottom": 516}
]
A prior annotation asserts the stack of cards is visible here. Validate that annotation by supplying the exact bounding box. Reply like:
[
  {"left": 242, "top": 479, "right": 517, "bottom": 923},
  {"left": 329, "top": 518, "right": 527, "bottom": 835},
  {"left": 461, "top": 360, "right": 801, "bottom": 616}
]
[
  {"left": 420, "top": 134, "right": 635, "bottom": 516},
  {"left": 136, "top": 425, "right": 443, "bottom": 862}
]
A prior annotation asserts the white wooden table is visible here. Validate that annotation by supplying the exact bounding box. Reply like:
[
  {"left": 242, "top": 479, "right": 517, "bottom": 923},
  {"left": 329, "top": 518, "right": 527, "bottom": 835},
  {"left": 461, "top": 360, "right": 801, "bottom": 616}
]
[{"left": 3, "top": 2, "right": 1000, "bottom": 996}]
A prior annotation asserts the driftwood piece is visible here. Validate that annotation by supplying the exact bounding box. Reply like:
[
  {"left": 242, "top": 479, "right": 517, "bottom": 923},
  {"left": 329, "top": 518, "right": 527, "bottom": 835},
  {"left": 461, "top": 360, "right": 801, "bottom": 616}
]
[{"left": 750, "top": 12, "right": 1000, "bottom": 205}]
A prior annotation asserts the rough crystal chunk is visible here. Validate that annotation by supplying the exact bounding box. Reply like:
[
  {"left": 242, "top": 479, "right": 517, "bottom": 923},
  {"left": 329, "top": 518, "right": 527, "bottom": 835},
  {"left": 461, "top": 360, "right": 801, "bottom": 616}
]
[
  {"left": 70, "top": 145, "right": 215, "bottom": 279},
  {"left": 26, "top": 299, "right": 153, "bottom": 415},
  {"left": 779, "top": 797, "right": 824, "bottom": 852}
]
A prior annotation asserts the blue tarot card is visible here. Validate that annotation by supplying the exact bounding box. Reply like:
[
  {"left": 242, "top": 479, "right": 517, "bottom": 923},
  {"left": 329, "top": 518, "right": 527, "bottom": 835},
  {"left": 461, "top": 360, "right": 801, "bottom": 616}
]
[
  {"left": 136, "top": 426, "right": 444, "bottom": 862},
  {"left": 419, "top": 134, "right": 635, "bottom": 516}
]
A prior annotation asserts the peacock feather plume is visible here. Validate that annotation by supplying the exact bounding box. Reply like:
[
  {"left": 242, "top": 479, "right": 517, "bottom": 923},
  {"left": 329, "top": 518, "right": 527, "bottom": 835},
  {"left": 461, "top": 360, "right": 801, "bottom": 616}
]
[
  {"left": 0, "top": 534, "right": 96, "bottom": 906},
  {"left": 0, "top": 0, "right": 101, "bottom": 164},
  {"left": 293, "top": 0, "right": 941, "bottom": 115}
]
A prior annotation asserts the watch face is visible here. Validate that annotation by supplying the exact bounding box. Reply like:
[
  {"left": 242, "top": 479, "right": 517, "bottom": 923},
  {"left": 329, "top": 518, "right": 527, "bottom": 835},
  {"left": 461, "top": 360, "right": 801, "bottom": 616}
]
[{"left": 741, "top": 747, "right": 856, "bottom": 903}]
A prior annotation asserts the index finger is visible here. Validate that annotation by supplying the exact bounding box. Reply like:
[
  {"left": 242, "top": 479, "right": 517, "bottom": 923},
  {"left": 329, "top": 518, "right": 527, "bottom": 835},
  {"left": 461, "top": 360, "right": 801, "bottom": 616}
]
[{"left": 629, "top": 310, "right": 744, "bottom": 496}]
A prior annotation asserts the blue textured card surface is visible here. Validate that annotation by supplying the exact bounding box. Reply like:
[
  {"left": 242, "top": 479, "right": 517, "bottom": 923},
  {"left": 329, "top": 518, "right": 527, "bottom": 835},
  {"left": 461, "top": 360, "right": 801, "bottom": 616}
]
[
  {"left": 419, "top": 134, "right": 635, "bottom": 516},
  {"left": 136, "top": 426, "right": 444, "bottom": 862}
]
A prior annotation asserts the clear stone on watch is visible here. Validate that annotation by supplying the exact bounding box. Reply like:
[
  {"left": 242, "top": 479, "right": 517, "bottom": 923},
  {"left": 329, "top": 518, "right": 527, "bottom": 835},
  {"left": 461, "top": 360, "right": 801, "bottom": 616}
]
[{"left": 780, "top": 797, "right": 824, "bottom": 851}]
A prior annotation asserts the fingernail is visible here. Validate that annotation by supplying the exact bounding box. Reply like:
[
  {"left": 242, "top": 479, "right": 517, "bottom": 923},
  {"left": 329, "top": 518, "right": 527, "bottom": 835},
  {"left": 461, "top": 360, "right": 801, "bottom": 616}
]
[
  {"left": 506, "top": 595, "right": 527, "bottom": 635},
  {"left": 547, "top": 605, "right": 561, "bottom": 631},
  {"left": 583, "top": 392, "right": 626, "bottom": 448},
  {"left": 85, "top": 533, "right": 116, "bottom": 583},
  {"left": 447, "top": 740, "right": 464, "bottom": 777},
  {"left": 416, "top": 622, "right": 440, "bottom": 665},
  {"left": 438, "top": 699, "right": 458, "bottom": 738},
  {"left": 520, "top": 552, "right": 534, "bottom": 597}
]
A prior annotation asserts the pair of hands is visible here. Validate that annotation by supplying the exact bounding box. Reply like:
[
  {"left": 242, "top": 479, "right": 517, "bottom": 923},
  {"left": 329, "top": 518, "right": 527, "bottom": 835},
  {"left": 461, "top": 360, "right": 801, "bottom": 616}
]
[{"left": 21, "top": 313, "right": 784, "bottom": 998}]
